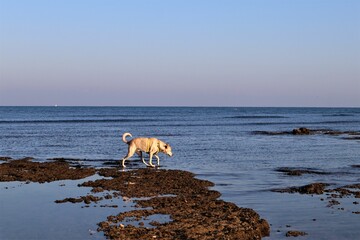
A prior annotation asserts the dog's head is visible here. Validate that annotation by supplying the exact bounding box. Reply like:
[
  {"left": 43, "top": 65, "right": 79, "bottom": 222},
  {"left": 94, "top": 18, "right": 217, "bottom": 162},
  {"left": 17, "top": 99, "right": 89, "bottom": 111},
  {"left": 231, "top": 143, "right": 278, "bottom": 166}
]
[{"left": 163, "top": 143, "right": 173, "bottom": 157}]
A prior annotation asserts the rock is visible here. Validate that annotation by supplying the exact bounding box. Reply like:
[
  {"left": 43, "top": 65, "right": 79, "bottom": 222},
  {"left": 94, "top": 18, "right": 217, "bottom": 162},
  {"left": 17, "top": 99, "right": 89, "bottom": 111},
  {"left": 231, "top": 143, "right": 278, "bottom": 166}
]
[
  {"left": 55, "top": 197, "right": 83, "bottom": 204},
  {"left": 292, "top": 128, "right": 310, "bottom": 135},
  {"left": 272, "top": 183, "right": 330, "bottom": 195},
  {"left": 275, "top": 167, "right": 330, "bottom": 176},
  {"left": 90, "top": 168, "right": 270, "bottom": 239},
  {"left": 1, "top": 159, "right": 270, "bottom": 239},
  {"left": 286, "top": 230, "right": 308, "bottom": 237},
  {"left": 0, "top": 158, "right": 95, "bottom": 183},
  {"left": 327, "top": 199, "right": 340, "bottom": 207},
  {"left": 55, "top": 195, "right": 103, "bottom": 204},
  {"left": 253, "top": 128, "right": 360, "bottom": 139}
]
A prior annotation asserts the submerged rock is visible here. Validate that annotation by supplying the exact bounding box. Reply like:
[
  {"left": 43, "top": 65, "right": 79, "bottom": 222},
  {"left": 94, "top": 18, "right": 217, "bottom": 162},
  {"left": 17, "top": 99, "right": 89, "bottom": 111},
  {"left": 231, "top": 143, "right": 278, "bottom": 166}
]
[
  {"left": 275, "top": 167, "right": 330, "bottom": 176},
  {"left": 55, "top": 195, "right": 103, "bottom": 204},
  {"left": 253, "top": 128, "right": 360, "bottom": 139},
  {"left": 286, "top": 230, "right": 308, "bottom": 237},
  {"left": 292, "top": 128, "right": 311, "bottom": 135},
  {"left": 272, "top": 183, "right": 330, "bottom": 195}
]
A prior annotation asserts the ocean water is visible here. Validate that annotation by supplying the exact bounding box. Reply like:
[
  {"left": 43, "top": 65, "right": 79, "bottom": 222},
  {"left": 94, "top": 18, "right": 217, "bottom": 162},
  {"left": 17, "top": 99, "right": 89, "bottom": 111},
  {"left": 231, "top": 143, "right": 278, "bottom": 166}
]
[{"left": 0, "top": 106, "right": 359, "bottom": 239}]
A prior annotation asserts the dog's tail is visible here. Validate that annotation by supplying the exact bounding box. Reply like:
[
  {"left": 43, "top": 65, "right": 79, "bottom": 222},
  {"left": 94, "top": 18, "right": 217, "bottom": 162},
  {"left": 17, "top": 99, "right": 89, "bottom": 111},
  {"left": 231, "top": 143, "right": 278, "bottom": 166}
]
[{"left": 122, "top": 132, "right": 132, "bottom": 144}]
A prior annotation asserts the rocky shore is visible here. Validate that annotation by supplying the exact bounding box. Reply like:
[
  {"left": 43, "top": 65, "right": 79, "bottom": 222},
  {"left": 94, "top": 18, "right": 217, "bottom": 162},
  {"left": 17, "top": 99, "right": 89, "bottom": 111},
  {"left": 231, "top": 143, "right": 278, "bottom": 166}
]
[
  {"left": 253, "top": 127, "right": 360, "bottom": 140},
  {"left": 0, "top": 157, "right": 270, "bottom": 239},
  {"left": 273, "top": 166, "right": 360, "bottom": 215},
  {"left": 0, "top": 157, "right": 96, "bottom": 183}
]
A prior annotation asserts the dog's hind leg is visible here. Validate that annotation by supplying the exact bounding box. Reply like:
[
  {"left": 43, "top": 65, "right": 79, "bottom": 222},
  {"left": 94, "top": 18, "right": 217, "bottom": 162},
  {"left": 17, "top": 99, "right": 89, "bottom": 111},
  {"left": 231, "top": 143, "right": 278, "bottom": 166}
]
[
  {"left": 121, "top": 146, "right": 136, "bottom": 168},
  {"left": 121, "top": 155, "right": 130, "bottom": 168}
]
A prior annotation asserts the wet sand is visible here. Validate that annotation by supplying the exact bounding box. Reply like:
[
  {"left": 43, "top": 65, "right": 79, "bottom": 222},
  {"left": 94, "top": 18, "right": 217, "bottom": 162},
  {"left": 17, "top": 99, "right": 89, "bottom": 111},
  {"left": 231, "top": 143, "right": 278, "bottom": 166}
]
[{"left": 0, "top": 158, "right": 270, "bottom": 239}]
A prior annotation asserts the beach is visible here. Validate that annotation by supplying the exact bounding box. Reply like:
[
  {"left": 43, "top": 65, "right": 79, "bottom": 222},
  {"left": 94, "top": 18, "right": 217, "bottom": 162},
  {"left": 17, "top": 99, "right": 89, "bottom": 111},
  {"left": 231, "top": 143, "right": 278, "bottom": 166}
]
[
  {"left": 0, "top": 107, "right": 359, "bottom": 239},
  {"left": 0, "top": 157, "right": 269, "bottom": 239},
  {"left": 1, "top": 156, "right": 359, "bottom": 239}
]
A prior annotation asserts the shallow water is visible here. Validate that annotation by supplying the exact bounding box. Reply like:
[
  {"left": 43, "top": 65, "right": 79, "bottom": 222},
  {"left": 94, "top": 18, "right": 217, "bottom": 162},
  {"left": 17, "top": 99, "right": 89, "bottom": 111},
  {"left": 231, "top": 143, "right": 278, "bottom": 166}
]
[
  {"left": 0, "top": 106, "right": 359, "bottom": 239},
  {"left": 0, "top": 175, "right": 126, "bottom": 240}
]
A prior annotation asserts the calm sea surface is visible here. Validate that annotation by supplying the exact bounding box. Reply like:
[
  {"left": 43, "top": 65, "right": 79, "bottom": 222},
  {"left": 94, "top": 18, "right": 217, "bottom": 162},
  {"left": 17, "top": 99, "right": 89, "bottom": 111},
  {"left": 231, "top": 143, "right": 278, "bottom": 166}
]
[{"left": 0, "top": 107, "right": 359, "bottom": 239}]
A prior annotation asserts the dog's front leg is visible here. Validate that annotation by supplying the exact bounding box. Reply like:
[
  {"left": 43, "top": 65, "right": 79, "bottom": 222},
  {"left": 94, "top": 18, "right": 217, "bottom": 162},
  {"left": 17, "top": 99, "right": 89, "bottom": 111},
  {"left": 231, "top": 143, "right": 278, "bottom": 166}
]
[
  {"left": 148, "top": 152, "right": 156, "bottom": 167},
  {"left": 137, "top": 150, "right": 150, "bottom": 166},
  {"left": 154, "top": 155, "right": 160, "bottom": 166}
]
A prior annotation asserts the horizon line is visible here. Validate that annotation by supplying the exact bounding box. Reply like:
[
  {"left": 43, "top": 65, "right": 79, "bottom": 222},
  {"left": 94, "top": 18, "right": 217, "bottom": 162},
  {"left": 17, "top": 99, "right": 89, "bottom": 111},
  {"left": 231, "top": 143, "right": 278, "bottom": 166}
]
[{"left": 1, "top": 105, "right": 359, "bottom": 109}]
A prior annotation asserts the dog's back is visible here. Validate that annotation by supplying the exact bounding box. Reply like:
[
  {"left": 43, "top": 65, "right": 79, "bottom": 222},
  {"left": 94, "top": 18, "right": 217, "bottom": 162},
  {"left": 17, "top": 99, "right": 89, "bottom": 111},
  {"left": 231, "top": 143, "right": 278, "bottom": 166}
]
[{"left": 122, "top": 132, "right": 150, "bottom": 149}]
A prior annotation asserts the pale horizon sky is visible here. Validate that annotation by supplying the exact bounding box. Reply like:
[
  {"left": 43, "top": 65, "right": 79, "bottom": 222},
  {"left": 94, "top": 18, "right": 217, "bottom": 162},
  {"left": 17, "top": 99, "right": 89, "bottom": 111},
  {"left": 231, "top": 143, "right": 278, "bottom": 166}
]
[{"left": 1, "top": 0, "right": 359, "bottom": 107}]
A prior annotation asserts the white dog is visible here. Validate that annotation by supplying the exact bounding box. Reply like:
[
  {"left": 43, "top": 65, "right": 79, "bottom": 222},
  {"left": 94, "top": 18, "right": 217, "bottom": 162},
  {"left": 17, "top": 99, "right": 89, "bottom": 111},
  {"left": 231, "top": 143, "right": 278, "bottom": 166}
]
[{"left": 121, "top": 132, "right": 173, "bottom": 168}]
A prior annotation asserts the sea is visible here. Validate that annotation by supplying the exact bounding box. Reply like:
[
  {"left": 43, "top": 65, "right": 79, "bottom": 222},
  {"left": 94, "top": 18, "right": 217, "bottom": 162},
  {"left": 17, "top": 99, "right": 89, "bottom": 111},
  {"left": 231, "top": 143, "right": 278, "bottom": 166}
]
[{"left": 0, "top": 106, "right": 359, "bottom": 240}]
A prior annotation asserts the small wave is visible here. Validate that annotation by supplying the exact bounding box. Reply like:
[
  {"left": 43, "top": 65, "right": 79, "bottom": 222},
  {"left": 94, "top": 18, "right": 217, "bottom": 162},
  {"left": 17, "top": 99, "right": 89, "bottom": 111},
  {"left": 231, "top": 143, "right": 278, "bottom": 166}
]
[
  {"left": 323, "top": 114, "right": 355, "bottom": 117},
  {"left": 40, "top": 144, "right": 73, "bottom": 148},
  {"left": 48, "top": 158, "right": 119, "bottom": 162},
  {"left": 0, "top": 135, "right": 23, "bottom": 139},
  {"left": 0, "top": 118, "right": 161, "bottom": 124},
  {"left": 244, "top": 120, "right": 360, "bottom": 126},
  {"left": 153, "top": 133, "right": 185, "bottom": 137},
  {"left": 318, "top": 120, "right": 360, "bottom": 124},
  {"left": 226, "top": 115, "right": 288, "bottom": 119},
  {"left": 70, "top": 114, "right": 139, "bottom": 118}
]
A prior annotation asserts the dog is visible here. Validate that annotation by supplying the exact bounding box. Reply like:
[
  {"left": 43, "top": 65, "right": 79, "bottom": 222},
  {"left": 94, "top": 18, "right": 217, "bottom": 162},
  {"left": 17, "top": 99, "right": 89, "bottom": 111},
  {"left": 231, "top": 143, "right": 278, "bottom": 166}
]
[{"left": 121, "top": 132, "right": 173, "bottom": 168}]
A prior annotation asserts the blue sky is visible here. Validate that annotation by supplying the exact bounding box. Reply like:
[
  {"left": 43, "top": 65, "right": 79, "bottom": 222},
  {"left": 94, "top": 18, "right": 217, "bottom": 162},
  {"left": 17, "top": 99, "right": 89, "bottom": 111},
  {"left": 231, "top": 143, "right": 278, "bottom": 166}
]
[{"left": 0, "top": 0, "right": 359, "bottom": 106}]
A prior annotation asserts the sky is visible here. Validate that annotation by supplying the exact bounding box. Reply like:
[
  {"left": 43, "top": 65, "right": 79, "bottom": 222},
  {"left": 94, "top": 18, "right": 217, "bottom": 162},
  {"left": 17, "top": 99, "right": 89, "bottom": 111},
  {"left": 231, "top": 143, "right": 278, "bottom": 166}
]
[{"left": 0, "top": 0, "right": 359, "bottom": 107}]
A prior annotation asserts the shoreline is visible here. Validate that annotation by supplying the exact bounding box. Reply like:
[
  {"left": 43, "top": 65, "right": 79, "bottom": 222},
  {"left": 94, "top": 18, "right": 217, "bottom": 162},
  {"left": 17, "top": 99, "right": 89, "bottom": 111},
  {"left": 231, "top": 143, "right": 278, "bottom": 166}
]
[{"left": 0, "top": 157, "right": 270, "bottom": 239}]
